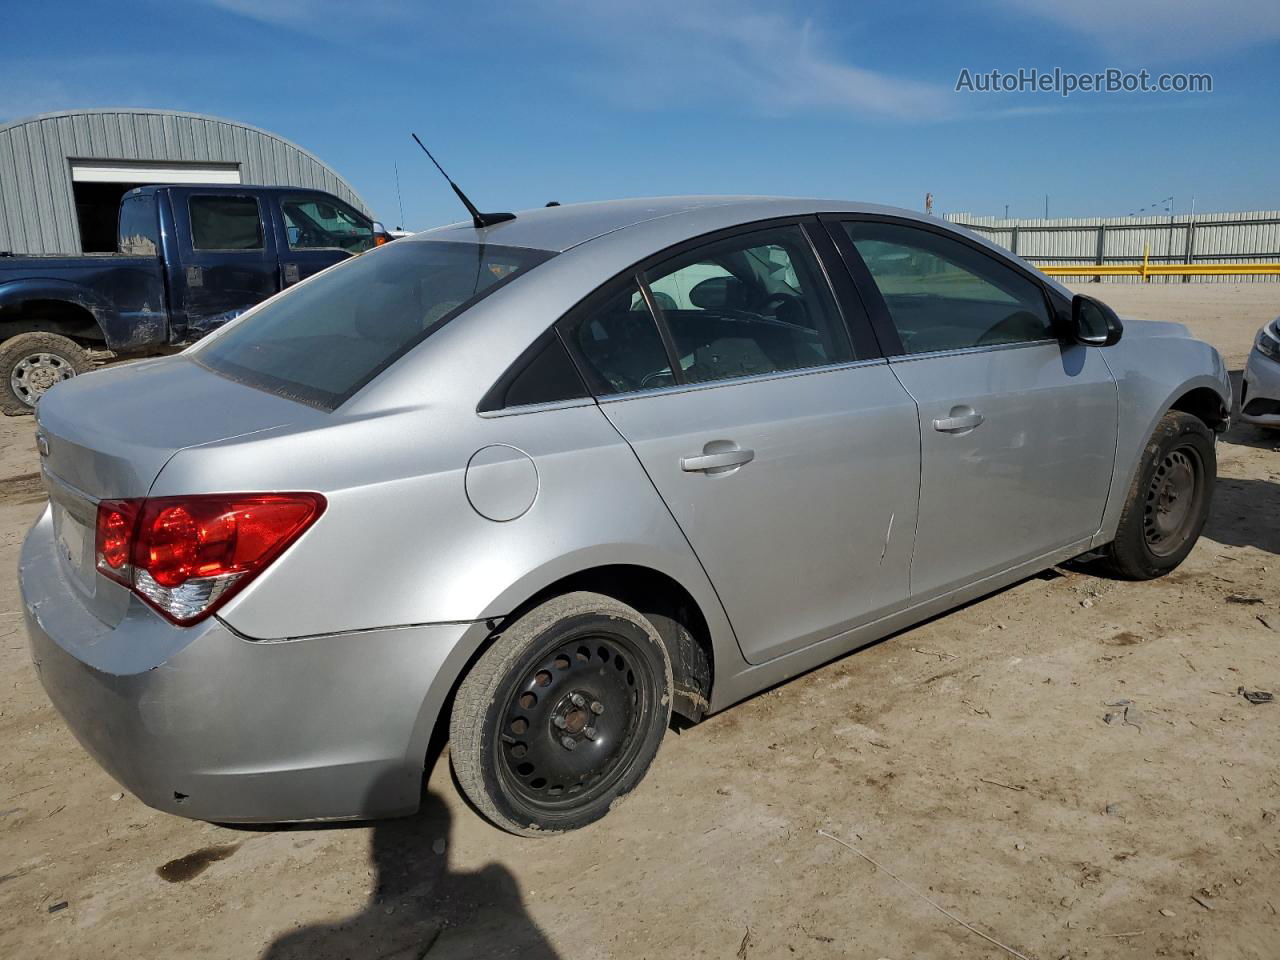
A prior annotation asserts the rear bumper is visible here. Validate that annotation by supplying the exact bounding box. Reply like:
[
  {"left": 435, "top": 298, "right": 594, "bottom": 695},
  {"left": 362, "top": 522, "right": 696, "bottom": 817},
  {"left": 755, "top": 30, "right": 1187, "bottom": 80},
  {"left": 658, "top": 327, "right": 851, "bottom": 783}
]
[
  {"left": 1242, "top": 347, "right": 1280, "bottom": 426},
  {"left": 20, "top": 506, "right": 475, "bottom": 823}
]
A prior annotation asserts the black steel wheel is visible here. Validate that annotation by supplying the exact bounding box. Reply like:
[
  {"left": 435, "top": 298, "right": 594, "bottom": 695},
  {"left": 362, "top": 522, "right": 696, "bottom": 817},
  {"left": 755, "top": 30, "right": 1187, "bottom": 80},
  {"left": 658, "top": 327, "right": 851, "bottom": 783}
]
[
  {"left": 450, "top": 592, "right": 672, "bottom": 836},
  {"left": 1142, "top": 446, "right": 1205, "bottom": 557},
  {"left": 1102, "top": 410, "right": 1215, "bottom": 579}
]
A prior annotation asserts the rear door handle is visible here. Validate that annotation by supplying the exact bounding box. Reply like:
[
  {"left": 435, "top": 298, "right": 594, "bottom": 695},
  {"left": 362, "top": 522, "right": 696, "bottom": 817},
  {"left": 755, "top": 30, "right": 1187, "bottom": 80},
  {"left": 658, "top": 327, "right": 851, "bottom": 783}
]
[
  {"left": 680, "top": 448, "right": 755, "bottom": 472},
  {"left": 932, "top": 410, "right": 984, "bottom": 432}
]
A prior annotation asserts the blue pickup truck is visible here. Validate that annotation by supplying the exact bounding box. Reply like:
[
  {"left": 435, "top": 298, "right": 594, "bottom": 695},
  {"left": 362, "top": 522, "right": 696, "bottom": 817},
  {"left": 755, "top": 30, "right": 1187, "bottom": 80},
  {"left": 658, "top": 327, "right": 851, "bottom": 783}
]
[{"left": 0, "top": 183, "right": 381, "bottom": 414}]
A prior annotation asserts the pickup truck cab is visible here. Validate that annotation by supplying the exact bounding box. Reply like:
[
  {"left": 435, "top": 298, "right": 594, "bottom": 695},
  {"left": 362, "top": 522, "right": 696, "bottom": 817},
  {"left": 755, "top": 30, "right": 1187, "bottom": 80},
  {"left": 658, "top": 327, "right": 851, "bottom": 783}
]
[{"left": 0, "top": 184, "right": 378, "bottom": 414}]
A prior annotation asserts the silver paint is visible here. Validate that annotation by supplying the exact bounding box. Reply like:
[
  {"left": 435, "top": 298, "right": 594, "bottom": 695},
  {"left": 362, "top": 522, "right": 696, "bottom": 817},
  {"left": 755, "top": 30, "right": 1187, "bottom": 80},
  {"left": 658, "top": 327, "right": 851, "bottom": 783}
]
[{"left": 20, "top": 196, "right": 1231, "bottom": 824}]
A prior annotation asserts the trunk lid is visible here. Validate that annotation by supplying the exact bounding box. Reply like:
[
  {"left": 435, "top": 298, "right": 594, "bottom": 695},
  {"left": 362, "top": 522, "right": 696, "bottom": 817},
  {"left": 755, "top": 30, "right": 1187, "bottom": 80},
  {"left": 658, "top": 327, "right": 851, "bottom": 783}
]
[{"left": 34, "top": 355, "right": 327, "bottom": 624}]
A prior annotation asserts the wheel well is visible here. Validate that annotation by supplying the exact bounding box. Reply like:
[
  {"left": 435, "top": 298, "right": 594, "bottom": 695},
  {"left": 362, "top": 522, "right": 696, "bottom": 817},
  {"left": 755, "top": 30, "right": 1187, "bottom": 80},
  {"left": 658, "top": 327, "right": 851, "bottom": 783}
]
[
  {"left": 1170, "top": 387, "right": 1229, "bottom": 432},
  {"left": 0, "top": 299, "right": 103, "bottom": 344},
  {"left": 502, "top": 565, "right": 715, "bottom": 723}
]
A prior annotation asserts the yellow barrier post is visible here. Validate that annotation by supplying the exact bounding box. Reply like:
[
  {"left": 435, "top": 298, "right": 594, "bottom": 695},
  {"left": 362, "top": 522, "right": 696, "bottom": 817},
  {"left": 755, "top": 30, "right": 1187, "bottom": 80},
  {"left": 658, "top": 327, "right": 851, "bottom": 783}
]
[
  {"left": 1142, "top": 244, "right": 1150, "bottom": 283},
  {"left": 1038, "top": 263, "right": 1280, "bottom": 278}
]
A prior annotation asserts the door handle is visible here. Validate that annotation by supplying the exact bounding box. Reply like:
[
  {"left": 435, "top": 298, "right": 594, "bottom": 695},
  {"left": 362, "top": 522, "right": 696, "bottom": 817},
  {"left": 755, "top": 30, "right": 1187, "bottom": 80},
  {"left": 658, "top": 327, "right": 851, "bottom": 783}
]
[
  {"left": 932, "top": 410, "right": 984, "bottom": 432},
  {"left": 680, "top": 448, "right": 755, "bottom": 473},
  {"left": 282, "top": 262, "right": 300, "bottom": 285}
]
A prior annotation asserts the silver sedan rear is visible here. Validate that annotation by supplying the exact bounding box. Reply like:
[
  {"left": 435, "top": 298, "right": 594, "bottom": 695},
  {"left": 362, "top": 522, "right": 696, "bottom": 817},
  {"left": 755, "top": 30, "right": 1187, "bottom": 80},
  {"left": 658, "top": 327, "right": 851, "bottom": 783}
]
[{"left": 21, "top": 197, "right": 1231, "bottom": 835}]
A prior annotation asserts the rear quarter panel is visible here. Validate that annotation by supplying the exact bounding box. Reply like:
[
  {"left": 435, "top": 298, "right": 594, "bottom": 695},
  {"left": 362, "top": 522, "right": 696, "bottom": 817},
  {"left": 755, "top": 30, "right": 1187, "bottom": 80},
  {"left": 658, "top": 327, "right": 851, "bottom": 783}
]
[
  {"left": 152, "top": 399, "right": 736, "bottom": 658},
  {"left": 1092, "top": 324, "right": 1230, "bottom": 546}
]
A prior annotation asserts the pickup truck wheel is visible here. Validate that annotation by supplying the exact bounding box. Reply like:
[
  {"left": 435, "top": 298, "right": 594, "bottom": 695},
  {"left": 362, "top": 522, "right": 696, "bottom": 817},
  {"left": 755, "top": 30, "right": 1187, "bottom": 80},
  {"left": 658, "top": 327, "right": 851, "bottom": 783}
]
[
  {"left": 1101, "top": 411, "right": 1215, "bottom": 579},
  {"left": 0, "top": 333, "right": 91, "bottom": 416},
  {"left": 449, "top": 591, "right": 672, "bottom": 836}
]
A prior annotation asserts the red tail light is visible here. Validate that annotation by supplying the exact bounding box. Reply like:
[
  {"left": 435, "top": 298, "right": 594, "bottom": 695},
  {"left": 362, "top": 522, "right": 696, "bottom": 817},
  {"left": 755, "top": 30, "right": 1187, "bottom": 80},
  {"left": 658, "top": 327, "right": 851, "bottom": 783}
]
[{"left": 94, "top": 493, "right": 326, "bottom": 625}]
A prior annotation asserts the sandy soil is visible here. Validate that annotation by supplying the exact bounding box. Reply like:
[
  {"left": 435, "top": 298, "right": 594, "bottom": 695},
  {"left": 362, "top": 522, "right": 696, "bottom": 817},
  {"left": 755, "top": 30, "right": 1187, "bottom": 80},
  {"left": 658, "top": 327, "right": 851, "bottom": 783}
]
[{"left": 1, "top": 283, "right": 1277, "bottom": 960}]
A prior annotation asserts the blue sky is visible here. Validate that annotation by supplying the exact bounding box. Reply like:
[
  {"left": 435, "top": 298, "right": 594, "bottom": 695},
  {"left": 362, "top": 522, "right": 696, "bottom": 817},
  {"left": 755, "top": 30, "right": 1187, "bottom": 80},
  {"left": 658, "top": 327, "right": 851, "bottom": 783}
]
[{"left": 4, "top": 0, "right": 1279, "bottom": 228}]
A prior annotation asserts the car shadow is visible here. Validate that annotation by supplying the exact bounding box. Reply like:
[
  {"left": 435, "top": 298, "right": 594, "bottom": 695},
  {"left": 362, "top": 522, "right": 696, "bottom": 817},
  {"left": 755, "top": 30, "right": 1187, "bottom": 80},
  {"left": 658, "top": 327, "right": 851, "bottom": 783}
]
[
  {"left": 1203, "top": 475, "right": 1280, "bottom": 556},
  {"left": 259, "top": 756, "right": 559, "bottom": 960}
]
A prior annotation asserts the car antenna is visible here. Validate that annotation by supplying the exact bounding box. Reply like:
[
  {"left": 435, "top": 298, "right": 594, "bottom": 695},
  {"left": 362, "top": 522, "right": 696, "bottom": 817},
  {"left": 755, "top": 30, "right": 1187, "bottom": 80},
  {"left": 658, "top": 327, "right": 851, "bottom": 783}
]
[{"left": 410, "top": 133, "right": 515, "bottom": 229}]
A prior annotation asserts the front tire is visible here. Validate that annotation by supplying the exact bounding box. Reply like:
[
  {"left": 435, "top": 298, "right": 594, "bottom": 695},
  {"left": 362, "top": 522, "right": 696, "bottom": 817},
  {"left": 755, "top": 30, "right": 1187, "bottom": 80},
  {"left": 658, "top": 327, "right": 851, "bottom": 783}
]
[
  {"left": 0, "top": 332, "right": 92, "bottom": 415},
  {"left": 449, "top": 592, "right": 672, "bottom": 836},
  {"left": 1101, "top": 411, "right": 1215, "bottom": 579}
]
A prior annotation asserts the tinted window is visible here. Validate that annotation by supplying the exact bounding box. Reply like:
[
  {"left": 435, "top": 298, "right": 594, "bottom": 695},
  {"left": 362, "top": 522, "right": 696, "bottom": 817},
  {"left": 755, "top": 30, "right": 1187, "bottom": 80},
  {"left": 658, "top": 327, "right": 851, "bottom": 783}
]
[
  {"left": 844, "top": 222, "right": 1053, "bottom": 355},
  {"left": 480, "top": 330, "right": 587, "bottom": 411},
  {"left": 189, "top": 196, "right": 264, "bottom": 251},
  {"left": 644, "top": 225, "right": 853, "bottom": 384},
  {"left": 565, "top": 281, "right": 674, "bottom": 395},
  {"left": 282, "top": 194, "right": 375, "bottom": 254},
  {"left": 195, "top": 240, "right": 554, "bottom": 410},
  {"left": 118, "top": 193, "right": 158, "bottom": 256}
]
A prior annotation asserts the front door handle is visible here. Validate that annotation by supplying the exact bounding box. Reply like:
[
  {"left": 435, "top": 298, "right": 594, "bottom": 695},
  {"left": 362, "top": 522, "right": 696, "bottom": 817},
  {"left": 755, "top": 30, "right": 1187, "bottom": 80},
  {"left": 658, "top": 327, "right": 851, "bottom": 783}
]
[
  {"left": 282, "top": 262, "right": 301, "bottom": 285},
  {"left": 680, "top": 448, "right": 755, "bottom": 473},
  {"left": 932, "top": 409, "right": 985, "bottom": 433}
]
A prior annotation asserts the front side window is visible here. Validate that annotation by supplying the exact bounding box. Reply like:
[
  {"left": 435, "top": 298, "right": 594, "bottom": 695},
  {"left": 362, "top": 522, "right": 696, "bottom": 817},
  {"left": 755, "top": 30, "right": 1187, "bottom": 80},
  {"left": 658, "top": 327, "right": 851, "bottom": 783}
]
[
  {"left": 643, "top": 225, "right": 854, "bottom": 384},
  {"left": 189, "top": 196, "right": 264, "bottom": 251},
  {"left": 281, "top": 194, "right": 375, "bottom": 254},
  {"left": 194, "top": 240, "right": 553, "bottom": 409},
  {"left": 844, "top": 221, "right": 1053, "bottom": 355}
]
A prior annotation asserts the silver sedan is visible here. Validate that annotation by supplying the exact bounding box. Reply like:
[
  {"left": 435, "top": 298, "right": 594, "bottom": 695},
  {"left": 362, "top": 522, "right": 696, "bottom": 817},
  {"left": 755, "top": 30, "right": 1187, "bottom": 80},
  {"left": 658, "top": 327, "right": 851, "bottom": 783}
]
[
  {"left": 1241, "top": 316, "right": 1280, "bottom": 428},
  {"left": 21, "top": 197, "right": 1231, "bottom": 835}
]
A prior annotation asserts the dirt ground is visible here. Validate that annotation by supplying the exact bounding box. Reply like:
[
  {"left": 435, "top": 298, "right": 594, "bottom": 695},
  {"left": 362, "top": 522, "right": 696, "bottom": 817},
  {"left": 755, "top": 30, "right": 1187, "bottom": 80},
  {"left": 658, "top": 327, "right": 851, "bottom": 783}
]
[{"left": 1, "top": 283, "right": 1277, "bottom": 960}]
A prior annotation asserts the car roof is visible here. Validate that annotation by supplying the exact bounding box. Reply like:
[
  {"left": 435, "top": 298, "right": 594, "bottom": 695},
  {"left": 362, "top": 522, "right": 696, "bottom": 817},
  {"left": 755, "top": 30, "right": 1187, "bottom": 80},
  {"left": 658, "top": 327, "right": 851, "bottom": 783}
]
[{"left": 411, "top": 196, "right": 931, "bottom": 253}]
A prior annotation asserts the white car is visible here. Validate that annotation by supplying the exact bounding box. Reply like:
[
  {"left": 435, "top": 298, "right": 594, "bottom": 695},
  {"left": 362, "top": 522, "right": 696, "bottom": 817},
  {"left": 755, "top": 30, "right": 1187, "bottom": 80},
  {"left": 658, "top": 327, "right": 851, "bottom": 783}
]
[{"left": 1241, "top": 317, "right": 1280, "bottom": 428}]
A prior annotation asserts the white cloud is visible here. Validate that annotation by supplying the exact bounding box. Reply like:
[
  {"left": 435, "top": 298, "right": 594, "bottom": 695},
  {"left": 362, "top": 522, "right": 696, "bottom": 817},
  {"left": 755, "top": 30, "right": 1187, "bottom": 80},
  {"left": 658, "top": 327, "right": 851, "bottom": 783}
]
[
  {"left": 998, "top": 0, "right": 1280, "bottom": 58},
  {"left": 202, "top": 0, "right": 954, "bottom": 121},
  {"left": 543, "top": 0, "right": 953, "bottom": 120}
]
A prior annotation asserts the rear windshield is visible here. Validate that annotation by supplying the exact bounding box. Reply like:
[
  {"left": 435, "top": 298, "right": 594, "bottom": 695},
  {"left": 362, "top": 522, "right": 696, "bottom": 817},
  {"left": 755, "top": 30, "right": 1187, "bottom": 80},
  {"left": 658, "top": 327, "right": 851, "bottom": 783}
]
[{"left": 193, "top": 240, "right": 554, "bottom": 409}]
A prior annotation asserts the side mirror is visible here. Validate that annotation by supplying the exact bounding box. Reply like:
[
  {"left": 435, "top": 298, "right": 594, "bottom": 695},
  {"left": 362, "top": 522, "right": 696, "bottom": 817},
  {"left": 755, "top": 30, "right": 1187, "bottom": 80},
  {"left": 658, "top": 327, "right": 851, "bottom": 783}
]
[{"left": 1070, "top": 294, "right": 1123, "bottom": 346}]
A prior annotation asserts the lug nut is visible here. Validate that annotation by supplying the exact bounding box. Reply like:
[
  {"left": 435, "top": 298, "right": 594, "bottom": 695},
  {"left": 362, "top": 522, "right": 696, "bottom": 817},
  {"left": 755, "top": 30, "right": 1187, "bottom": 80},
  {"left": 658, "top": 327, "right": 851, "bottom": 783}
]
[
  {"left": 583, "top": 726, "right": 597, "bottom": 741},
  {"left": 553, "top": 715, "right": 567, "bottom": 729},
  {"left": 590, "top": 701, "right": 604, "bottom": 715},
  {"left": 570, "top": 692, "right": 586, "bottom": 708},
  {"left": 560, "top": 735, "right": 578, "bottom": 751}
]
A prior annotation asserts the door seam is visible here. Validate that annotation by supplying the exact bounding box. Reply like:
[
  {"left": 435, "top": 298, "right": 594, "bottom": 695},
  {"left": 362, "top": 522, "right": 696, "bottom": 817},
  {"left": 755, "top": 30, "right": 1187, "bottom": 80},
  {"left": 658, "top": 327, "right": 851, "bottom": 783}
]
[
  {"left": 588, "top": 402, "right": 745, "bottom": 657},
  {"left": 884, "top": 359, "right": 925, "bottom": 597}
]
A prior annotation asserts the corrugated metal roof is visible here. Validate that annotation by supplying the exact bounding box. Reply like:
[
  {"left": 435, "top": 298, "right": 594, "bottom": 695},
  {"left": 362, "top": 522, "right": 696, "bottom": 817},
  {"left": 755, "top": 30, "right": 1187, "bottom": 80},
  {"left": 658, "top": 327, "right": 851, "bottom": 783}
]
[{"left": 0, "top": 109, "right": 369, "bottom": 254}]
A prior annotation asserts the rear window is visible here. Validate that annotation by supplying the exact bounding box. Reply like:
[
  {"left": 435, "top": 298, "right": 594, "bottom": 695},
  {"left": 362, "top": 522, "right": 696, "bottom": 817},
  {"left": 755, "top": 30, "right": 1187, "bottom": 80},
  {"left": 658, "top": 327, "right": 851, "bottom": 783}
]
[{"left": 193, "top": 240, "right": 554, "bottom": 410}]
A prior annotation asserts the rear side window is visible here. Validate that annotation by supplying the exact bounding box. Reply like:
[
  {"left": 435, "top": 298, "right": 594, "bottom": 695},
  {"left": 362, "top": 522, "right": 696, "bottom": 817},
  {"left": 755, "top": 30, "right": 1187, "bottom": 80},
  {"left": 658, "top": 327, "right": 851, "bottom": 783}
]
[
  {"left": 843, "top": 221, "right": 1053, "bottom": 354},
  {"left": 194, "top": 240, "right": 554, "bottom": 410},
  {"left": 118, "top": 193, "right": 158, "bottom": 256},
  {"left": 643, "top": 225, "right": 854, "bottom": 384},
  {"left": 479, "top": 330, "right": 587, "bottom": 412},
  {"left": 189, "top": 196, "right": 264, "bottom": 251},
  {"left": 563, "top": 281, "right": 674, "bottom": 395}
]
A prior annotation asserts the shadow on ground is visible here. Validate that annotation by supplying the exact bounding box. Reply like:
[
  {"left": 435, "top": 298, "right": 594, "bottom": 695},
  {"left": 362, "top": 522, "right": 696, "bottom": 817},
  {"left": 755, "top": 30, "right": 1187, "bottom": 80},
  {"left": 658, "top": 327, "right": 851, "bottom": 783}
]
[
  {"left": 261, "top": 777, "right": 558, "bottom": 960},
  {"left": 1204, "top": 476, "right": 1280, "bottom": 556}
]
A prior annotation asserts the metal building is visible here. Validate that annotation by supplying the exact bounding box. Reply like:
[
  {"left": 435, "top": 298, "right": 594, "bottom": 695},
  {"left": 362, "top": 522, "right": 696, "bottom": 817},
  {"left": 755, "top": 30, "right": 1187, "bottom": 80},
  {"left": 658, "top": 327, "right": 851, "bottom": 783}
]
[{"left": 0, "top": 108, "right": 370, "bottom": 255}]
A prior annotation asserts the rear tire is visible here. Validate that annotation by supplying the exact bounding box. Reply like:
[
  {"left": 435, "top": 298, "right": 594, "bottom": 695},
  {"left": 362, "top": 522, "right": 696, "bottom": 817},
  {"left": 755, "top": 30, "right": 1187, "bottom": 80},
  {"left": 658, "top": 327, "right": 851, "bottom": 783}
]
[
  {"left": 449, "top": 591, "right": 672, "bottom": 836},
  {"left": 0, "top": 332, "right": 91, "bottom": 416},
  {"left": 1101, "top": 411, "right": 1215, "bottom": 579}
]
